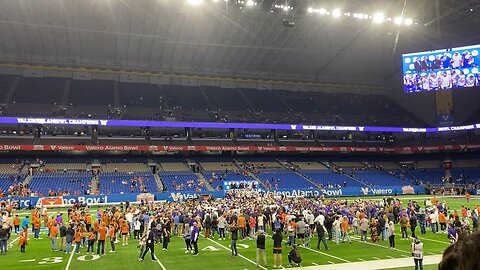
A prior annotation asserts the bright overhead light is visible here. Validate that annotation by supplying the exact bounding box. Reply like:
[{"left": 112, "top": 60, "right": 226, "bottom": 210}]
[
  {"left": 404, "top": 18, "right": 413, "bottom": 25},
  {"left": 246, "top": 0, "right": 256, "bottom": 6},
  {"left": 307, "top": 7, "right": 313, "bottom": 13},
  {"left": 332, "top": 9, "right": 341, "bottom": 18},
  {"left": 283, "top": 6, "right": 288, "bottom": 11},
  {"left": 187, "top": 0, "right": 203, "bottom": 5},
  {"left": 363, "top": 14, "right": 369, "bottom": 19},
  {"left": 319, "top": 8, "right": 327, "bottom": 15},
  {"left": 212, "top": 0, "right": 219, "bottom": 2},
  {"left": 373, "top": 13, "right": 385, "bottom": 23},
  {"left": 394, "top": 16, "right": 403, "bottom": 25}
]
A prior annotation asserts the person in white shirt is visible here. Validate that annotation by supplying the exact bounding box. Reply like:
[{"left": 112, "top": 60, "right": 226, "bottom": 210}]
[
  {"left": 411, "top": 238, "right": 424, "bottom": 270},
  {"left": 125, "top": 211, "right": 134, "bottom": 234},
  {"left": 430, "top": 211, "right": 438, "bottom": 233},
  {"left": 332, "top": 216, "right": 341, "bottom": 244},
  {"left": 452, "top": 52, "right": 462, "bottom": 68}
]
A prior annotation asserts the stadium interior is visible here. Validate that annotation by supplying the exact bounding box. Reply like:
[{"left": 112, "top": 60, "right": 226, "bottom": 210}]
[{"left": 0, "top": 0, "right": 480, "bottom": 269}]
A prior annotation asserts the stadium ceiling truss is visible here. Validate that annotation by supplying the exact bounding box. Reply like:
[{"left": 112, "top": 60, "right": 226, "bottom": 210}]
[{"left": 0, "top": 0, "right": 478, "bottom": 85}]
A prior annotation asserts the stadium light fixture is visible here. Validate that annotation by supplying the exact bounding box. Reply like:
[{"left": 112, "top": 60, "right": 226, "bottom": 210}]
[
  {"left": 187, "top": 0, "right": 204, "bottom": 5},
  {"left": 394, "top": 16, "right": 403, "bottom": 25},
  {"left": 404, "top": 18, "right": 413, "bottom": 25},
  {"left": 246, "top": 0, "right": 256, "bottom": 7},
  {"left": 373, "top": 13, "right": 385, "bottom": 24},
  {"left": 332, "top": 9, "right": 341, "bottom": 18},
  {"left": 307, "top": 7, "right": 313, "bottom": 13},
  {"left": 319, "top": 8, "right": 327, "bottom": 15}
]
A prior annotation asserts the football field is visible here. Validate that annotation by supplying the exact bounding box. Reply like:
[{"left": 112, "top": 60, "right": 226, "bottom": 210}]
[{"left": 2, "top": 195, "right": 475, "bottom": 270}]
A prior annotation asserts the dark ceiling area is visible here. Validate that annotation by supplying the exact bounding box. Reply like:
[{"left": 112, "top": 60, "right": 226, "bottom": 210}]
[{"left": 0, "top": 0, "right": 479, "bottom": 85}]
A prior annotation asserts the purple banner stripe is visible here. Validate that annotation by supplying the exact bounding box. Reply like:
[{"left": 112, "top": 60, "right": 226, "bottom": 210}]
[{"left": 3, "top": 117, "right": 480, "bottom": 133}]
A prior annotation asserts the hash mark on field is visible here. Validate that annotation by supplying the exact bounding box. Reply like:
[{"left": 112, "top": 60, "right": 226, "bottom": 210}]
[
  {"left": 357, "top": 258, "right": 365, "bottom": 261},
  {"left": 428, "top": 252, "right": 436, "bottom": 255},
  {"left": 312, "top": 263, "right": 318, "bottom": 266},
  {"left": 328, "top": 261, "right": 335, "bottom": 264},
  {"left": 372, "top": 257, "right": 381, "bottom": 260},
  {"left": 387, "top": 256, "right": 395, "bottom": 259}
]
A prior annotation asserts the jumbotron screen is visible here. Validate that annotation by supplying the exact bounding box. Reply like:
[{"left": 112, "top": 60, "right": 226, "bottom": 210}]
[{"left": 402, "top": 44, "right": 480, "bottom": 93}]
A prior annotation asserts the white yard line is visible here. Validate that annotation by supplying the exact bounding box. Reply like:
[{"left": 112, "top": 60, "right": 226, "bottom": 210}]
[
  {"left": 328, "top": 261, "right": 335, "bottom": 264},
  {"left": 299, "top": 246, "right": 351, "bottom": 263},
  {"left": 372, "top": 257, "right": 381, "bottom": 260},
  {"left": 350, "top": 236, "right": 411, "bottom": 254},
  {"left": 64, "top": 249, "right": 75, "bottom": 270},
  {"left": 415, "top": 236, "right": 450, "bottom": 244},
  {"left": 201, "top": 234, "right": 268, "bottom": 270},
  {"left": 154, "top": 255, "right": 167, "bottom": 270},
  {"left": 357, "top": 258, "right": 365, "bottom": 261}
]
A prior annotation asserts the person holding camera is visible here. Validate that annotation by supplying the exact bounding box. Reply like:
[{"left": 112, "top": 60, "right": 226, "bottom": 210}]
[{"left": 411, "top": 238, "right": 424, "bottom": 270}]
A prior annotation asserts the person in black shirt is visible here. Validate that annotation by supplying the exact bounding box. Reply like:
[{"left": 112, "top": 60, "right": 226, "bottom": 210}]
[
  {"left": 288, "top": 244, "right": 302, "bottom": 267},
  {"left": 139, "top": 230, "right": 156, "bottom": 262},
  {"left": 272, "top": 229, "right": 283, "bottom": 268},
  {"left": 230, "top": 221, "right": 238, "bottom": 256},
  {"left": 59, "top": 223, "right": 67, "bottom": 252},
  {"left": 162, "top": 219, "right": 171, "bottom": 251},
  {"left": 316, "top": 222, "right": 329, "bottom": 250},
  {"left": 255, "top": 230, "right": 267, "bottom": 267}
]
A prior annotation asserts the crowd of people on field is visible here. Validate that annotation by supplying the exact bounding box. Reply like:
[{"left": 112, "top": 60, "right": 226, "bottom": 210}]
[{"left": 0, "top": 192, "right": 479, "bottom": 269}]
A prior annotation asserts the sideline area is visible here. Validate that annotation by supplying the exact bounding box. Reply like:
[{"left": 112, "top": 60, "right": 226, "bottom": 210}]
[{"left": 301, "top": 255, "right": 442, "bottom": 270}]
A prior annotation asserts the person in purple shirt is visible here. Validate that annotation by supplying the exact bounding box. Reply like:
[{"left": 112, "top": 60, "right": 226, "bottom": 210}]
[
  {"left": 55, "top": 213, "right": 63, "bottom": 227},
  {"left": 191, "top": 222, "right": 199, "bottom": 256},
  {"left": 447, "top": 224, "right": 458, "bottom": 244}
]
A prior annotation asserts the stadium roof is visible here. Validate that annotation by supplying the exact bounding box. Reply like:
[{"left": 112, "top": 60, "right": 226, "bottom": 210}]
[{"left": 0, "top": 0, "right": 479, "bottom": 85}]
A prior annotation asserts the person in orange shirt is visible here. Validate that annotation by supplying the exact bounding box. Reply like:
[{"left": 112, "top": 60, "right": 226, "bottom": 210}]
[
  {"left": 237, "top": 214, "right": 246, "bottom": 240},
  {"left": 97, "top": 223, "right": 107, "bottom": 255},
  {"left": 466, "top": 192, "right": 471, "bottom": 203},
  {"left": 13, "top": 215, "right": 20, "bottom": 234},
  {"left": 341, "top": 217, "right": 352, "bottom": 244},
  {"left": 19, "top": 226, "right": 28, "bottom": 253},
  {"left": 74, "top": 227, "right": 83, "bottom": 254},
  {"left": 86, "top": 215, "right": 92, "bottom": 232},
  {"left": 86, "top": 228, "right": 96, "bottom": 254},
  {"left": 33, "top": 217, "right": 41, "bottom": 239},
  {"left": 49, "top": 223, "right": 59, "bottom": 251},
  {"left": 109, "top": 223, "right": 116, "bottom": 253},
  {"left": 438, "top": 212, "right": 447, "bottom": 232},
  {"left": 121, "top": 220, "right": 129, "bottom": 246}
]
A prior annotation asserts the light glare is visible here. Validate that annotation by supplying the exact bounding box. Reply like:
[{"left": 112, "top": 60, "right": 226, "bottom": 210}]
[
  {"left": 404, "top": 18, "right": 413, "bottom": 25},
  {"left": 187, "top": 0, "right": 203, "bottom": 4},
  {"left": 373, "top": 13, "right": 385, "bottom": 23},
  {"left": 332, "top": 9, "right": 341, "bottom": 18},
  {"left": 394, "top": 16, "right": 403, "bottom": 25}
]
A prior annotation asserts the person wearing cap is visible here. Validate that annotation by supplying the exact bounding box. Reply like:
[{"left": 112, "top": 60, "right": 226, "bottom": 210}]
[{"left": 254, "top": 230, "right": 267, "bottom": 267}]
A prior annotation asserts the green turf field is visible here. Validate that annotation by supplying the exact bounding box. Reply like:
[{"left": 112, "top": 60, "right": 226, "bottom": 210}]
[{"left": 3, "top": 195, "right": 475, "bottom": 270}]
